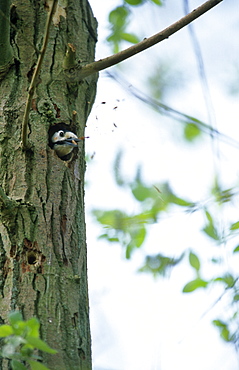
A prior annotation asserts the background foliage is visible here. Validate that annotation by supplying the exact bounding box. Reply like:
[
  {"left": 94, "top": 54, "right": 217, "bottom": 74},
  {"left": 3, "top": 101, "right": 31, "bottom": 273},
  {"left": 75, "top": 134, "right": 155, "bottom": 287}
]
[
  {"left": 0, "top": 312, "right": 56, "bottom": 370},
  {"left": 87, "top": 0, "right": 239, "bottom": 366}
]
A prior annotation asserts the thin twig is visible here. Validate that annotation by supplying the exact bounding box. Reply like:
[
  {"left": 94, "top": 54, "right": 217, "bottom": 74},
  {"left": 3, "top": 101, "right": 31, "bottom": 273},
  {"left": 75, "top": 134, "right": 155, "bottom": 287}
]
[
  {"left": 107, "top": 71, "right": 239, "bottom": 150},
  {"left": 66, "top": 0, "right": 223, "bottom": 81},
  {"left": 21, "top": 0, "right": 58, "bottom": 150}
]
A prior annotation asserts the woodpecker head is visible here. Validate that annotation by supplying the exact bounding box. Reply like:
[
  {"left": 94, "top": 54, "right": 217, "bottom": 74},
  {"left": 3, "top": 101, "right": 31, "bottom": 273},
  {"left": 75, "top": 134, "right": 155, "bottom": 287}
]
[{"left": 48, "top": 123, "right": 81, "bottom": 161}]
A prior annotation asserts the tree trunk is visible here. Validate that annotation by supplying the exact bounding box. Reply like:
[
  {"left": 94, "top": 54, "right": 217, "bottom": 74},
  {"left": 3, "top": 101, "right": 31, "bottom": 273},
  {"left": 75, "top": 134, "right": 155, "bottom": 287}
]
[{"left": 0, "top": 1, "right": 97, "bottom": 369}]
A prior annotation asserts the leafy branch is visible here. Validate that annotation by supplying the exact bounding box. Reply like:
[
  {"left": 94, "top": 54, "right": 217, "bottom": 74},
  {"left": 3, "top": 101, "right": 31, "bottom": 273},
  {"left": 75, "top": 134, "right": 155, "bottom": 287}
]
[
  {"left": 0, "top": 311, "right": 57, "bottom": 370},
  {"left": 92, "top": 149, "right": 239, "bottom": 346},
  {"left": 64, "top": 0, "right": 223, "bottom": 81}
]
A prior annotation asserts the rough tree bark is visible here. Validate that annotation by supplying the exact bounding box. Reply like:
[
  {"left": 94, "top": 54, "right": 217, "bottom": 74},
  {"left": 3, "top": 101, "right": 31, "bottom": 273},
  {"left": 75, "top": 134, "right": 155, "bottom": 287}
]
[{"left": 0, "top": 1, "right": 97, "bottom": 369}]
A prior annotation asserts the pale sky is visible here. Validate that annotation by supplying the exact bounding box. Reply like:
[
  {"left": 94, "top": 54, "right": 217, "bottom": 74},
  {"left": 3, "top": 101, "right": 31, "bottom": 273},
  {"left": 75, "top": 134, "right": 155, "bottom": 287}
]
[{"left": 86, "top": 1, "right": 239, "bottom": 369}]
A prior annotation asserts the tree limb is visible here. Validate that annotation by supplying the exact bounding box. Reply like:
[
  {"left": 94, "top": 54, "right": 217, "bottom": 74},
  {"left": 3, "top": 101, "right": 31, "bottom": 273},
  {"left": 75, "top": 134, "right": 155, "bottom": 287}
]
[
  {"left": 21, "top": 0, "right": 58, "bottom": 150},
  {"left": 64, "top": 0, "right": 223, "bottom": 82}
]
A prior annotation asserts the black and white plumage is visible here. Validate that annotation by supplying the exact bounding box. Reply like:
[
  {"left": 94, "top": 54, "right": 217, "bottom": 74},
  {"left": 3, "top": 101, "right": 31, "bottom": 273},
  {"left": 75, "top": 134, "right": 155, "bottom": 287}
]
[{"left": 48, "top": 123, "right": 81, "bottom": 161}]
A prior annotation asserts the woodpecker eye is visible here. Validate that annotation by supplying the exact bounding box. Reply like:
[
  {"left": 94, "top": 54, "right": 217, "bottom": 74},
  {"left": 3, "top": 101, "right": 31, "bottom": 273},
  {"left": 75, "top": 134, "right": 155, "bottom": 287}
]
[{"left": 59, "top": 130, "right": 64, "bottom": 137}]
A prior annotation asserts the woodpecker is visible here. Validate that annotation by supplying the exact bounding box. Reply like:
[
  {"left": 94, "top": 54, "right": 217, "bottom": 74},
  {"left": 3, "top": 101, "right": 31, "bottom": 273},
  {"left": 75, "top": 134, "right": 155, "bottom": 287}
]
[{"left": 48, "top": 123, "right": 81, "bottom": 161}]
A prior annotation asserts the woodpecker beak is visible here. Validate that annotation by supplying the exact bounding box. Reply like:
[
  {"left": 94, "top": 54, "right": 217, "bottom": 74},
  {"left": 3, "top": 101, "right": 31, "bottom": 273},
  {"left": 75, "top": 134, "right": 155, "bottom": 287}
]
[{"left": 64, "top": 137, "right": 81, "bottom": 146}]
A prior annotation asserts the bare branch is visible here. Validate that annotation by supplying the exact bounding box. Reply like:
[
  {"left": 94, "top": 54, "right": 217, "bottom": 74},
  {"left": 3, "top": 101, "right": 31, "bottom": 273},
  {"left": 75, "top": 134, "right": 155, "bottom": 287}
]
[
  {"left": 64, "top": 0, "right": 223, "bottom": 82},
  {"left": 21, "top": 0, "right": 58, "bottom": 150}
]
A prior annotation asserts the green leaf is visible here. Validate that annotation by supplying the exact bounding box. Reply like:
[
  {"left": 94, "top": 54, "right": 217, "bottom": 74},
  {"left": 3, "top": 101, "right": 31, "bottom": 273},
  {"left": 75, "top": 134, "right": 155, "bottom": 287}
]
[
  {"left": 27, "top": 360, "right": 50, "bottom": 370},
  {"left": 9, "top": 311, "right": 23, "bottom": 326},
  {"left": 108, "top": 6, "right": 129, "bottom": 28},
  {"left": 183, "top": 278, "right": 208, "bottom": 293},
  {"left": 184, "top": 123, "right": 201, "bottom": 141},
  {"left": 150, "top": 0, "right": 162, "bottom": 4},
  {"left": 130, "top": 225, "right": 146, "bottom": 248},
  {"left": 98, "top": 233, "right": 119, "bottom": 243},
  {"left": 121, "top": 32, "right": 139, "bottom": 44},
  {"left": 212, "top": 320, "right": 232, "bottom": 342},
  {"left": 11, "top": 360, "right": 27, "bottom": 370},
  {"left": 126, "top": 242, "right": 134, "bottom": 259},
  {"left": 189, "top": 252, "right": 200, "bottom": 271},
  {"left": 139, "top": 253, "right": 184, "bottom": 277},
  {"left": 213, "top": 188, "right": 234, "bottom": 204},
  {"left": 106, "top": 38, "right": 120, "bottom": 53},
  {"left": 212, "top": 319, "right": 226, "bottom": 328},
  {"left": 131, "top": 183, "right": 152, "bottom": 202},
  {"left": 230, "top": 221, "right": 239, "bottom": 230},
  {"left": 8, "top": 312, "right": 27, "bottom": 336},
  {"left": 205, "top": 210, "right": 213, "bottom": 223},
  {"left": 203, "top": 224, "right": 220, "bottom": 241},
  {"left": 214, "top": 274, "right": 235, "bottom": 288},
  {"left": 0, "top": 324, "right": 14, "bottom": 337},
  {"left": 124, "top": 0, "right": 143, "bottom": 5},
  {"left": 25, "top": 318, "right": 40, "bottom": 338},
  {"left": 20, "top": 344, "right": 34, "bottom": 357},
  {"left": 233, "top": 294, "right": 239, "bottom": 302},
  {"left": 169, "top": 194, "right": 193, "bottom": 207},
  {"left": 233, "top": 245, "right": 239, "bottom": 253},
  {"left": 220, "top": 327, "right": 232, "bottom": 342},
  {"left": 108, "top": 237, "right": 119, "bottom": 242},
  {"left": 26, "top": 337, "right": 57, "bottom": 354},
  {"left": 93, "top": 209, "right": 127, "bottom": 230}
]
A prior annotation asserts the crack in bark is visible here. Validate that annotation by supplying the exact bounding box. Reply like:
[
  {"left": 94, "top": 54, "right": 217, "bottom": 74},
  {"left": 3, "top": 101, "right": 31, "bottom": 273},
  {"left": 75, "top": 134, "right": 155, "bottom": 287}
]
[
  {"left": 31, "top": 0, "right": 41, "bottom": 50},
  {"left": 60, "top": 172, "right": 70, "bottom": 265},
  {"left": 0, "top": 234, "right": 7, "bottom": 296},
  {"left": 50, "top": 30, "right": 59, "bottom": 76},
  {"left": 50, "top": 202, "right": 62, "bottom": 266}
]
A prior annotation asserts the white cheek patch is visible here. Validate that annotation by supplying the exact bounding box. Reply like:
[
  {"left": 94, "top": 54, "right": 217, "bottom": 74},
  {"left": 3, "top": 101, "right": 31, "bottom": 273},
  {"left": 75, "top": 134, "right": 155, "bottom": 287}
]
[{"left": 52, "top": 132, "right": 63, "bottom": 142}]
